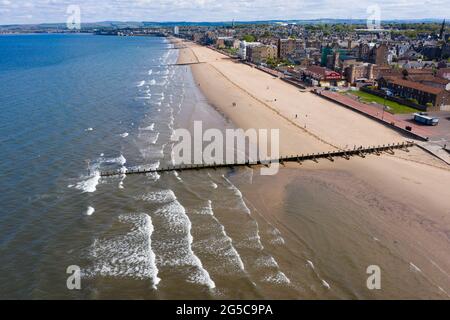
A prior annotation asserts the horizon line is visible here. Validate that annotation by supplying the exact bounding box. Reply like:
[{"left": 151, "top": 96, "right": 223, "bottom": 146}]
[{"left": 0, "top": 17, "right": 446, "bottom": 27}]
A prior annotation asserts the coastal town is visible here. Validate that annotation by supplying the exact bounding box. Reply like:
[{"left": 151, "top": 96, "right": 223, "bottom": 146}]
[
  {"left": 2, "top": 13, "right": 450, "bottom": 301},
  {"left": 173, "top": 21, "right": 450, "bottom": 110},
  {"left": 162, "top": 21, "right": 450, "bottom": 158},
  {"left": 5, "top": 19, "right": 448, "bottom": 146}
]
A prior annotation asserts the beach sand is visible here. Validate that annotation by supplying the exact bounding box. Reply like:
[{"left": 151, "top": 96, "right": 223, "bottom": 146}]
[{"left": 171, "top": 37, "right": 450, "bottom": 298}]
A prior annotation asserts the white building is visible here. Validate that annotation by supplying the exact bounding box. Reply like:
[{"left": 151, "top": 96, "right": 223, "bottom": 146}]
[
  {"left": 174, "top": 26, "right": 179, "bottom": 35},
  {"left": 238, "top": 41, "right": 261, "bottom": 60}
]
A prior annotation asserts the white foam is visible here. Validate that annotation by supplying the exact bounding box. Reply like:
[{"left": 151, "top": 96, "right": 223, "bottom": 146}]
[
  {"left": 154, "top": 198, "right": 216, "bottom": 289},
  {"left": 72, "top": 155, "right": 127, "bottom": 193},
  {"left": 222, "top": 175, "right": 267, "bottom": 252},
  {"left": 102, "top": 154, "right": 127, "bottom": 166},
  {"left": 149, "top": 132, "right": 160, "bottom": 144},
  {"left": 140, "top": 123, "right": 155, "bottom": 131},
  {"left": 137, "top": 80, "right": 146, "bottom": 87},
  {"left": 307, "top": 260, "right": 315, "bottom": 269},
  {"left": 141, "top": 190, "right": 177, "bottom": 203},
  {"left": 84, "top": 206, "right": 95, "bottom": 216},
  {"left": 196, "top": 200, "right": 214, "bottom": 215},
  {"left": 83, "top": 213, "right": 160, "bottom": 287},
  {"left": 119, "top": 166, "right": 128, "bottom": 174},
  {"left": 73, "top": 171, "right": 100, "bottom": 193},
  {"left": 269, "top": 228, "right": 285, "bottom": 245},
  {"left": 222, "top": 175, "right": 251, "bottom": 215},
  {"left": 322, "top": 279, "right": 331, "bottom": 289},
  {"left": 148, "top": 69, "right": 153, "bottom": 75},
  {"left": 256, "top": 255, "right": 279, "bottom": 268},
  {"left": 85, "top": 127, "right": 93, "bottom": 132},
  {"left": 119, "top": 132, "right": 129, "bottom": 138},
  {"left": 173, "top": 171, "right": 183, "bottom": 182},
  {"left": 263, "top": 271, "right": 291, "bottom": 285},
  {"left": 192, "top": 201, "right": 246, "bottom": 274},
  {"left": 146, "top": 172, "right": 160, "bottom": 180},
  {"left": 149, "top": 79, "right": 156, "bottom": 85},
  {"left": 118, "top": 173, "right": 126, "bottom": 189}
]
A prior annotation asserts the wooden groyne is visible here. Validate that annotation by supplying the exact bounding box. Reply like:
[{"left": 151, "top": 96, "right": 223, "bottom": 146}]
[
  {"left": 99, "top": 141, "right": 415, "bottom": 177},
  {"left": 169, "top": 62, "right": 206, "bottom": 66}
]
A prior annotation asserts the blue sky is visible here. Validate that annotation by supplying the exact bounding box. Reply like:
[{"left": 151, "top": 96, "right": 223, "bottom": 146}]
[{"left": 0, "top": 0, "right": 449, "bottom": 25}]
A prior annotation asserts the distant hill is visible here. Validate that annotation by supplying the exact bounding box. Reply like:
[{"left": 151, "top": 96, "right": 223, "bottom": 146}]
[{"left": 0, "top": 18, "right": 444, "bottom": 31}]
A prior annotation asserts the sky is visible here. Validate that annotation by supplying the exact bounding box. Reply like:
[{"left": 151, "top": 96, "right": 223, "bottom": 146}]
[{"left": 0, "top": 0, "right": 449, "bottom": 25}]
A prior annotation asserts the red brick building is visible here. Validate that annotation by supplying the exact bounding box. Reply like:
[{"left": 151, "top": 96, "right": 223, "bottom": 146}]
[{"left": 378, "top": 76, "right": 450, "bottom": 110}]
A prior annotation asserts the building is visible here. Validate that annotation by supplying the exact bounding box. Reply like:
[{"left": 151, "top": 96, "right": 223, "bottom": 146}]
[
  {"left": 215, "top": 38, "right": 225, "bottom": 49},
  {"left": 374, "top": 67, "right": 434, "bottom": 80},
  {"left": 437, "top": 68, "right": 450, "bottom": 80},
  {"left": 344, "top": 63, "right": 375, "bottom": 85},
  {"left": 278, "top": 38, "right": 304, "bottom": 61},
  {"left": 215, "top": 36, "right": 236, "bottom": 49},
  {"left": 326, "top": 51, "right": 341, "bottom": 70},
  {"left": 358, "top": 42, "right": 389, "bottom": 65},
  {"left": 247, "top": 44, "right": 277, "bottom": 64},
  {"left": 301, "top": 66, "right": 344, "bottom": 87},
  {"left": 378, "top": 76, "right": 450, "bottom": 110},
  {"left": 406, "top": 74, "right": 450, "bottom": 89},
  {"left": 192, "top": 33, "right": 202, "bottom": 43},
  {"left": 238, "top": 41, "right": 261, "bottom": 60},
  {"left": 224, "top": 37, "right": 240, "bottom": 49},
  {"left": 374, "top": 43, "right": 389, "bottom": 66},
  {"left": 173, "top": 26, "right": 179, "bottom": 35}
]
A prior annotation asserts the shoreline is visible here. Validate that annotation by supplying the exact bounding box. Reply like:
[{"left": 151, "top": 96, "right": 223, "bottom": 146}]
[
  {"left": 169, "top": 37, "right": 450, "bottom": 298},
  {"left": 173, "top": 38, "right": 417, "bottom": 153}
]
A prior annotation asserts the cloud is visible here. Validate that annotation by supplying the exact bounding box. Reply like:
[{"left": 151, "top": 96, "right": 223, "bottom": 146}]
[{"left": 0, "top": 0, "right": 448, "bottom": 25}]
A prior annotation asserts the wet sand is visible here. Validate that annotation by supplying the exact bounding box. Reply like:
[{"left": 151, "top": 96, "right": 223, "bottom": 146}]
[
  {"left": 235, "top": 155, "right": 450, "bottom": 298},
  {"left": 171, "top": 37, "right": 450, "bottom": 299}
]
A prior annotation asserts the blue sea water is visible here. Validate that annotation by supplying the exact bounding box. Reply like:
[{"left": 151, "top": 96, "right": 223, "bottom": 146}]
[
  {"left": 0, "top": 34, "right": 183, "bottom": 297},
  {"left": 0, "top": 34, "right": 295, "bottom": 299}
]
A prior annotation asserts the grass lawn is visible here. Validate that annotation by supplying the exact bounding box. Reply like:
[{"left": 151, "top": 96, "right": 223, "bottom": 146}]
[
  {"left": 345, "top": 90, "right": 420, "bottom": 114},
  {"left": 223, "top": 47, "right": 238, "bottom": 56}
]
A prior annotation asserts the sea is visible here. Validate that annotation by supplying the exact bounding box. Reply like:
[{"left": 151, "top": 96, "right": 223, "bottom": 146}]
[
  {"left": 0, "top": 34, "right": 293, "bottom": 299},
  {"left": 0, "top": 34, "right": 447, "bottom": 299}
]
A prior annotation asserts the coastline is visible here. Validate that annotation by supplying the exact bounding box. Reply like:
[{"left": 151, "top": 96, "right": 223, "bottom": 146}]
[{"left": 169, "top": 36, "right": 450, "bottom": 298}]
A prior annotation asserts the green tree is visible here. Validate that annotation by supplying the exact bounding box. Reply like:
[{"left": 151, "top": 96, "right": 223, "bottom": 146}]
[{"left": 242, "top": 34, "right": 256, "bottom": 42}]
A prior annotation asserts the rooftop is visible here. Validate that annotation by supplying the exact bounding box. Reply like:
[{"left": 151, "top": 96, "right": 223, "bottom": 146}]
[{"left": 383, "top": 77, "right": 443, "bottom": 95}]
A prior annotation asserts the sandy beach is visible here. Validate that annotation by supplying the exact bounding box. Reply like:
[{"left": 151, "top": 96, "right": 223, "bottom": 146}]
[{"left": 171, "top": 37, "right": 450, "bottom": 298}]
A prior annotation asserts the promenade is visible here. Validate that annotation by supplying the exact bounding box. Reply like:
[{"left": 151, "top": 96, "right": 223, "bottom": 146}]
[{"left": 316, "top": 90, "right": 431, "bottom": 141}]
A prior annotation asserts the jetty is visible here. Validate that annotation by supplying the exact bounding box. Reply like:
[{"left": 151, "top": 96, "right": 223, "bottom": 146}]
[{"left": 100, "top": 141, "right": 415, "bottom": 177}]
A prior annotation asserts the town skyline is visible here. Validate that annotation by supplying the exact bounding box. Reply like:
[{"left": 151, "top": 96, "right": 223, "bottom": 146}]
[{"left": 0, "top": 0, "right": 449, "bottom": 25}]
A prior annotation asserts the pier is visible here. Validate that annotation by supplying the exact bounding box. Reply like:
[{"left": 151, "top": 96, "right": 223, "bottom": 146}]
[{"left": 100, "top": 141, "right": 415, "bottom": 177}]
